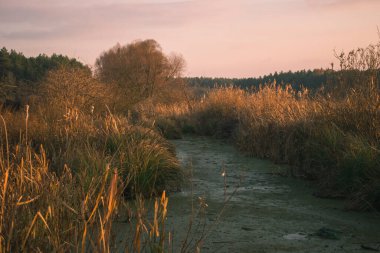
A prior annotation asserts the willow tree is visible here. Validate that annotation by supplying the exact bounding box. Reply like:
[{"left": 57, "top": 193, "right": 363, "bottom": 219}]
[{"left": 95, "top": 39, "right": 186, "bottom": 107}]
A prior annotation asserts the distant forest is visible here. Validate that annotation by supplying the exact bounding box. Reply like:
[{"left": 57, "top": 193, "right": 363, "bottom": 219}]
[
  {"left": 0, "top": 47, "right": 88, "bottom": 83},
  {"left": 1, "top": 47, "right": 334, "bottom": 92},
  {"left": 185, "top": 68, "right": 335, "bottom": 91},
  {"left": 0, "top": 47, "right": 88, "bottom": 101},
  {"left": 1, "top": 47, "right": 378, "bottom": 104}
]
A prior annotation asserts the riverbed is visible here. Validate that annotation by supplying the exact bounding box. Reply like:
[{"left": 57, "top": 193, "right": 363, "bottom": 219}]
[{"left": 164, "top": 136, "right": 380, "bottom": 252}]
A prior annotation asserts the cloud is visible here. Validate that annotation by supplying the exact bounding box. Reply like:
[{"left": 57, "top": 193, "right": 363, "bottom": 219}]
[
  {"left": 305, "top": 0, "right": 380, "bottom": 9},
  {"left": 1, "top": 0, "right": 378, "bottom": 77},
  {"left": 0, "top": 0, "right": 232, "bottom": 41}
]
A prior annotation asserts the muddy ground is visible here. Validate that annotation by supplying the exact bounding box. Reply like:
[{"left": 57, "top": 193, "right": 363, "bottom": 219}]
[
  {"left": 165, "top": 136, "right": 380, "bottom": 253},
  {"left": 114, "top": 135, "right": 380, "bottom": 252}
]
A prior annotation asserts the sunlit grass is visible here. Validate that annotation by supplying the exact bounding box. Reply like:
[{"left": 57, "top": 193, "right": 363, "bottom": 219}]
[
  {"left": 148, "top": 82, "right": 380, "bottom": 210},
  {"left": 0, "top": 95, "right": 182, "bottom": 252}
]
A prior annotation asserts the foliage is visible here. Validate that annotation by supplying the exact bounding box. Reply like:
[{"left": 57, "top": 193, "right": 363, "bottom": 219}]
[
  {"left": 0, "top": 142, "right": 121, "bottom": 252},
  {"left": 0, "top": 101, "right": 183, "bottom": 252},
  {"left": 0, "top": 47, "right": 88, "bottom": 83},
  {"left": 0, "top": 136, "right": 174, "bottom": 252},
  {"left": 0, "top": 40, "right": 216, "bottom": 252},
  {"left": 37, "top": 66, "right": 110, "bottom": 115},
  {"left": 149, "top": 80, "right": 380, "bottom": 210},
  {"left": 0, "top": 47, "right": 90, "bottom": 106},
  {"left": 95, "top": 39, "right": 186, "bottom": 108},
  {"left": 185, "top": 68, "right": 334, "bottom": 91}
]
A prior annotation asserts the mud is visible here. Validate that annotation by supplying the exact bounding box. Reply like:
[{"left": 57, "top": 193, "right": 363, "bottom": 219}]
[{"left": 164, "top": 136, "right": 380, "bottom": 253}]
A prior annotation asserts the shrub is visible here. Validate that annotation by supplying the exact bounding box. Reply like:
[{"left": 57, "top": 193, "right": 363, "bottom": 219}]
[{"left": 37, "top": 66, "right": 111, "bottom": 118}]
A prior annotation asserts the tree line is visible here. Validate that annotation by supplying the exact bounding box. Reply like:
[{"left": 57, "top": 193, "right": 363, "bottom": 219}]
[
  {"left": 0, "top": 47, "right": 88, "bottom": 83},
  {"left": 0, "top": 47, "right": 89, "bottom": 104},
  {"left": 1, "top": 40, "right": 378, "bottom": 109},
  {"left": 185, "top": 68, "right": 334, "bottom": 91}
]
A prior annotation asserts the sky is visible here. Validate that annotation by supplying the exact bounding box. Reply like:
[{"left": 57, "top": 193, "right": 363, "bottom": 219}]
[{"left": 0, "top": 0, "right": 379, "bottom": 78}]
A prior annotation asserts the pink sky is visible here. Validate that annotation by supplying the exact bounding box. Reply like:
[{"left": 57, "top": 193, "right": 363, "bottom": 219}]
[{"left": 0, "top": 0, "right": 379, "bottom": 77}]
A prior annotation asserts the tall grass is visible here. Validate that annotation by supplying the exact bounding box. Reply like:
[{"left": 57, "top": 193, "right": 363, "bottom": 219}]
[
  {"left": 0, "top": 65, "right": 185, "bottom": 252},
  {"left": 0, "top": 139, "right": 177, "bottom": 252},
  {"left": 147, "top": 40, "right": 380, "bottom": 210},
  {"left": 0, "top": 130, "right": 120, "bottom": 252},
  {"left": 0, "top": 105, "right": 184, "bottom": 252},
  {"left": 1, "top": 101, "right": 182, "bottom": 195},
  {"left": 147, "top": 81, "right": 380, "bottom": 210}
]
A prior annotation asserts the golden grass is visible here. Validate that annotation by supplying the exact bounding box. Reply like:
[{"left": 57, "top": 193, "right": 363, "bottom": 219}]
[
  {"left": 0, "top": 90, "right": 182, "bottom": 252},
  {"left": 149, "top": 83, "right": 380, "bottom": 210},
  {"left": 0, "top": 137, "right": 173, "bottom": 252},
  {"left": 0, "top": 137, "right": 119, "bottom": 252}
]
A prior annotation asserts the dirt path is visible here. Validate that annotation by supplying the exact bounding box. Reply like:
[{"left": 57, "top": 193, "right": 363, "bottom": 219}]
[{"left": 164, "top": 135, "right": 380, "bottom": 253}]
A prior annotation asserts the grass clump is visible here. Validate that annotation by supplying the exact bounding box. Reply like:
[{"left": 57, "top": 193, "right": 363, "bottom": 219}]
[
  {"left": 0, "top": 140, "right": 121, "bottom": 252},
  {"left": 105, "top": 123, "right": 182, "bottom": 197},
  {"left": 0, "top": 139, "right": 176, "bottom": 252},
  {"left": 191, "top": 87, "right": 246, "bottom": 138}
]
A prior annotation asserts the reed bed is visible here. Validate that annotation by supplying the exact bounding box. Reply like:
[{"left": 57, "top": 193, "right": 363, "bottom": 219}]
[
  {"left": 148, "top": 83, "right": 380, "bottom": 210},
  {"left": 0, "top": 140, "right": 120, "bottom": 252},
  {"left": 0, "top": 138, "right": 174, "bottom": 252},
  {"left": 0, "top": 90, "right": 182, "bottom": 252}
]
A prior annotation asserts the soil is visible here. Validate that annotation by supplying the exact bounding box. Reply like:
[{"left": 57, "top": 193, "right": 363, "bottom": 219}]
[
  {"left": 114, "top": 135, "right": 380, "bottom": 252},
  {"left": 165, "top": 136, "right": 380, "bottom": 253}
]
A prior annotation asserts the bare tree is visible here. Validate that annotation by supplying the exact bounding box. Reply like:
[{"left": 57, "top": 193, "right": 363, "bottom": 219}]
[
  {"left": 95, "top": 39, "right": 186, "bottom": 107},
  {"left": 39, "top": 66, "right": 109, "bottom": 114}
]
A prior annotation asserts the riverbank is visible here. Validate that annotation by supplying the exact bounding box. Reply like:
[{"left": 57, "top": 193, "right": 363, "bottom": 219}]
[
  {"left": 164, "top": 136, "right": 380, "bottom": 252},
  {"left": 141, "top": 82, "right": 380, "bottom": 211}
]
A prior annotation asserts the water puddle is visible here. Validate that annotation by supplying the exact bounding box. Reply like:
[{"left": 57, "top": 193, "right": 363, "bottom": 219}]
[{"left": 283, "top": 233, "right": 308, "bottom": 241}]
